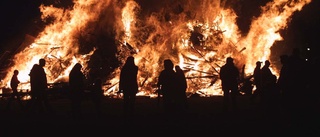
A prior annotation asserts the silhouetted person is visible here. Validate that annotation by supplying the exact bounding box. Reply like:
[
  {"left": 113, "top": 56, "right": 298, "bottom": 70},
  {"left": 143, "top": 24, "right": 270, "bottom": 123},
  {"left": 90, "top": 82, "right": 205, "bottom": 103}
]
[
  {"left": 91, "top": 78, "right": 104, "bottom": 117},
  {"left": 6, "top": 69, "right": 24, "bottom": 111},
  {"left": 27, "top": 58, "right": 52, "bottom": 114},
  {"left": 250, "top": 61, "right": 262, "bottom": 104},
  {"left": 284, "top": 48, "right": 307, "bottom": 127},
  {"left": 260, "top": 60, "right": 274, "bottom": 109},
  {"left": 263, "top": 74, "right": 281, "bottom": 128},
  {"left": 157, "top": 59, "right": 177, "bottom": 114},
  {"left": 288, "top": 48, "right": 307, "bottom": 95},
  {"left": 69, "top": 63, "right": 85, "bottom": 119},
  {"left": 277, "top": 54, "right": 296, "bottom": 126},
  {"left": 303, "top": 57, "right": 320, "bottom": 131},
  {"left": 119, "top": 56, "right": 138, "bottom": 119},
  {"left": 219, "top": 57, "right": 240, "bottom": 112},
  {"left": 277, "top": 54, "right": 291, "bottom": 104},
  {"left": 266, "top": 75, "right": 281, "bottom": 108},
  {"left": 175, "top": 65, "right": 188, "bottom": 113},
  {"left": 288, "top": 48, "right": 307, "bottom": 94}
]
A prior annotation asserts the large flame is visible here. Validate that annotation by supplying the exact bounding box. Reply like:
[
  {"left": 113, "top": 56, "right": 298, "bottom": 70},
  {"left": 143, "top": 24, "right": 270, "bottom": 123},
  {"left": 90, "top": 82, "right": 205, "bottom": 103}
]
[{"left": 0, "top": 0, "right": 312, "bottom": 98}]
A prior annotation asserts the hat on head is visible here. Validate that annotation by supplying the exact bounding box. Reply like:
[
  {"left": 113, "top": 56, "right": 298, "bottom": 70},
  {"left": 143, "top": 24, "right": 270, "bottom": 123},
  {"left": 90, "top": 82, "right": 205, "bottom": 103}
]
[{"left": 256, "top": 61, "right": 262, "bottom": 65}]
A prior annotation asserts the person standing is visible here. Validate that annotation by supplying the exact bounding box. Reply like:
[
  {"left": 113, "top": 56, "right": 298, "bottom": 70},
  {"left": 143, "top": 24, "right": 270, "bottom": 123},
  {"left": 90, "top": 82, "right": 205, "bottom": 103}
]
[
  {"left": 157, "top": 59, "right": 177, "bottom": 114},
  {"left": 260, "top": 60, "right": 274, "bottom": 106},
  {"left": 174, "top": 65, "right": 188, "bottom": 113},
  {"left": 250, "top": 61, "right": 262, "bottom": 103},
  {"left": 287, "top": 48, "right": 307, "bottom": 100},
  {"left": 282, "top": 48, "right": 307, "bottom": 127},
  {"left": 277, "top": 55, "right": 291, "bottom": 102},
  {"left": 27, "top": 58, "right": 52, "bottom": 113},
  {"left": 91, "top": 78, "right": 104, "bottom": 118},
  {"left": 6, "top": 69, "right": 24, "bottom": 111},
  {"left": 119, "top": 56, "right": 139, "bottom": 119},
  {"left": 259, "top": 60, "right": 281, "bottom": 127},
  {"left": 69, "top": 63, "right": 86, "bottom": 119},
  {"left": 219, "top": 57, "right": 240, "bottom": 112}
]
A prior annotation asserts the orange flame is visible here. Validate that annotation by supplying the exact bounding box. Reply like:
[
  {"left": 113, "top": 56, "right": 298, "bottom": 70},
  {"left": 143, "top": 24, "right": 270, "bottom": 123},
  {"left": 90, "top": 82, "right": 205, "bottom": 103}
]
[{"left": 0, "top": 0, "right": 312, "bottom": 98}]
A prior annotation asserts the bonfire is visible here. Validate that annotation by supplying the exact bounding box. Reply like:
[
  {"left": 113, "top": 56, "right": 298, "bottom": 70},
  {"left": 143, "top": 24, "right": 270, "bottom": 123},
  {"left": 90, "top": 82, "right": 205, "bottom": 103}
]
[{"left": 0, "top": 0, "right": 312, "bottom": 99}]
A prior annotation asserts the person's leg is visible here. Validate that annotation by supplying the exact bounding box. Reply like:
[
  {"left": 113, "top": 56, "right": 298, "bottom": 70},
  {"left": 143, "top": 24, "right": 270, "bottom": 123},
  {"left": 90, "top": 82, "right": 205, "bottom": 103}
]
[
  {"left": 5, "top": 94, "right": 15, "bottom": 110},
  {"left": 231, "top": 89, "right": 238, "bottom": 111},
  {"left": 15, "top": 92, "right": 25, "bottom": 110},
  {"left": 223, "top": 90, "right": 229, "bottom": 112},
  {"left": 129, "top": 95, "right": 136, "bottom": 115},
  {"left": 43, "top": 91, "right": 53, "bottom": 113}
]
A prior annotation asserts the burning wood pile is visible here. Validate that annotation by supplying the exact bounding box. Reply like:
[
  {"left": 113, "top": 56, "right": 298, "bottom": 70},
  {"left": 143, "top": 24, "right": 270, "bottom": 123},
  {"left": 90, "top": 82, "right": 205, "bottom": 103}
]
[{"left": 0, "top": 0, "right": 312, "bottom": 98}]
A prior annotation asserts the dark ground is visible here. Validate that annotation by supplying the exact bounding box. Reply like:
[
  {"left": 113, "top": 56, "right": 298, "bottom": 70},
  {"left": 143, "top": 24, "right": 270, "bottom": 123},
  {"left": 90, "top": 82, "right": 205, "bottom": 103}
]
[{"left": 0, "top": 94, "right": 319, "bottom": 136}]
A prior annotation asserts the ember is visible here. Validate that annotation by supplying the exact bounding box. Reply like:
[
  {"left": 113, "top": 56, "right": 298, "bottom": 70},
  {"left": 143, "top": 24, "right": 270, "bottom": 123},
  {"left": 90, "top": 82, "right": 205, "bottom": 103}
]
[{"left": 0, "top": 0, "right": 312, "bottom": 98}]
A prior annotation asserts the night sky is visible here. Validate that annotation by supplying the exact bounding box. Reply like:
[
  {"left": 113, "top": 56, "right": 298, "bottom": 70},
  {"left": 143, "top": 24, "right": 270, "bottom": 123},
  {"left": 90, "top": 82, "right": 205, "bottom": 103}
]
[{"left": 0, "top": 0, "right": 319, "bottom": 63}]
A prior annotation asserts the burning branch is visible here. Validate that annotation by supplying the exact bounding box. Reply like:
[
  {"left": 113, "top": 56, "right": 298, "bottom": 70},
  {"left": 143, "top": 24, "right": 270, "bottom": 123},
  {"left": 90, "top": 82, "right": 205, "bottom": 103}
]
[
  {"left": 185, "top": 75, "right": 217, "bottom": 79},
  {"left": 190, "top": 45, "right": 219, "bottom": 74},
  {"left": 118, "top": 40, "right": 137, "bottom": 55},
  {"left": 185, "top": 68, "right": 214, "bottom": 75}
]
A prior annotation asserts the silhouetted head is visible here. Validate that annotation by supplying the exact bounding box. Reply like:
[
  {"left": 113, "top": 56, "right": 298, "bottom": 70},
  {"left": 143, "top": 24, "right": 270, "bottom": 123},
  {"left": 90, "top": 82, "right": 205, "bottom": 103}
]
[
  {"left": 175, "top": 65, "right": 181, "bottom": 71},
  {"left": 125, "top": 56, "right": 135, "bottom": 66},
  {"left": 73, "top": 63, "right": 82, "bottom": 71},
  {"left": 256, "top": 61, "right": 262, "bottom": 66},
  {"left": 226, "top": 57, "right": 233, "bottom": 64},
  {"left": 164, "top": 59, "right": 174, "bottom": 70},
  {"left": 13, "top": 70, "right": 19, "bottom": 75},
  {"left": 264, "top": 60, "right": 270, "bottom": 67},
  {"left": 39, "top": 58, "right": 46, "bottom": 67}
]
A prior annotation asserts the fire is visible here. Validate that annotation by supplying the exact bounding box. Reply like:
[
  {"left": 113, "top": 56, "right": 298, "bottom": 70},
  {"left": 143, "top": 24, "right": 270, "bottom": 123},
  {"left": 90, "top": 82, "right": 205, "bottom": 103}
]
[{"left": 0, "top": 0, "right": 312, "bottom": 98}]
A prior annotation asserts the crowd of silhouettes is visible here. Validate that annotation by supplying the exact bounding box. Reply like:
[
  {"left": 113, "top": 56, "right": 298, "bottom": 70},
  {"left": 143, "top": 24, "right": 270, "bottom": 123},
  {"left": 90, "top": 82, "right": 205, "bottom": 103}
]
[
  {"left": 276, "top": 48, "right": 310, "bottom": 127},
  {"left": 2, "top": 50, "right": 319, "bottom": 132},
  {"left": 244, "top": 48, "right": 318, "bottom": 129}
]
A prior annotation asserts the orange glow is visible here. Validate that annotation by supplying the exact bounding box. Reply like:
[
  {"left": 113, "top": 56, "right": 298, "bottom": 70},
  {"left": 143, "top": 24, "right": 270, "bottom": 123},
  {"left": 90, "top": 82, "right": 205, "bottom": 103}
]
[{"left": 0, "top": 0, "right": 312, "bottom": 97}]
